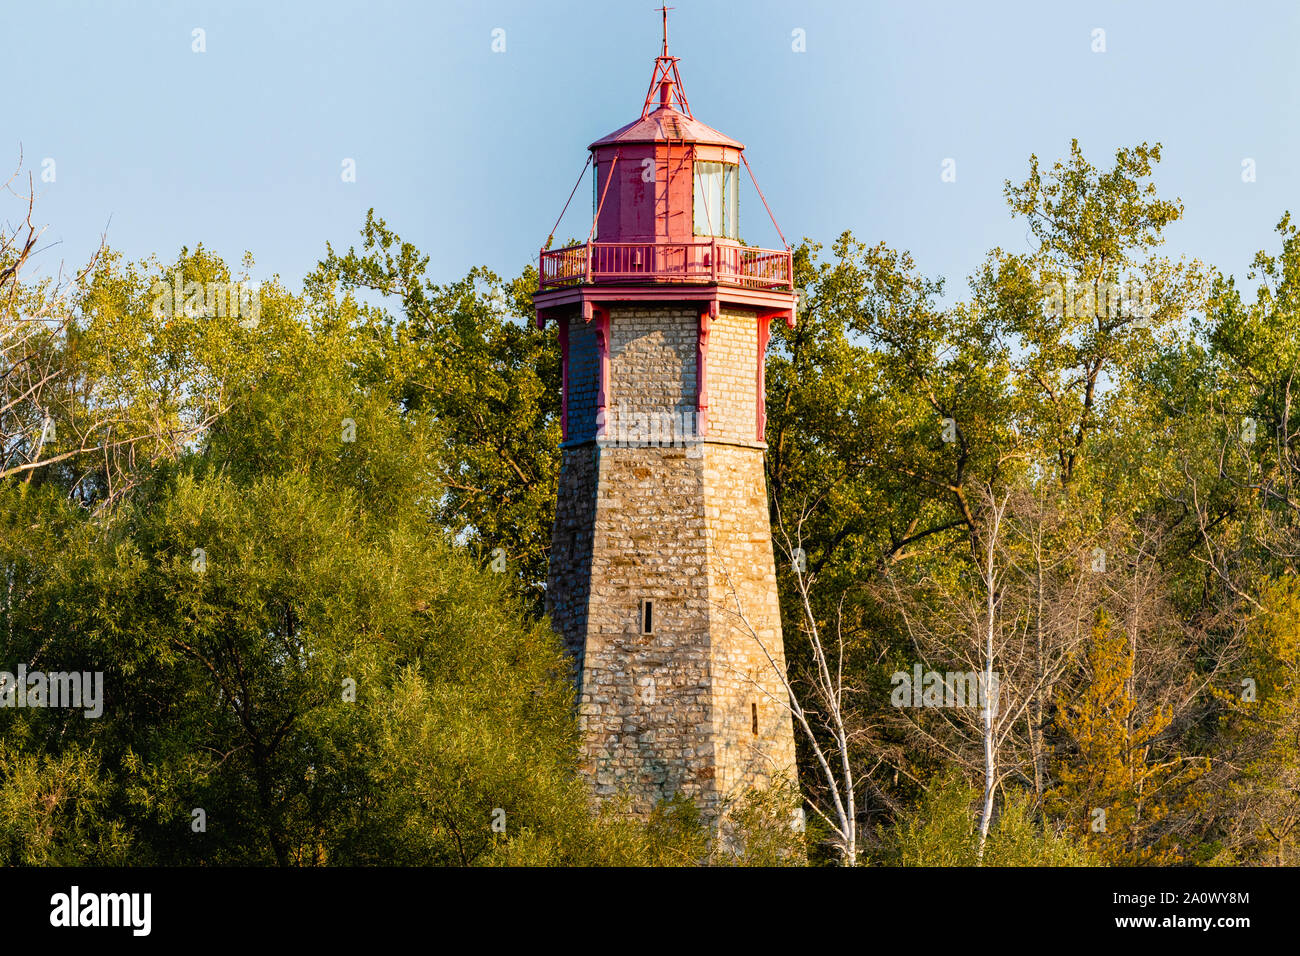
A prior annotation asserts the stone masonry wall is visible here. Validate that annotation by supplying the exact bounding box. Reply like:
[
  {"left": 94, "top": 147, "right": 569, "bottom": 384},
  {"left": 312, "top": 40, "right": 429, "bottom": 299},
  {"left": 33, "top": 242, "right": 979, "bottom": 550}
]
[
  {"left": 548, "top": 443, "right": 596, "bottom": 669},
  {"left": 581, "top": 443, "right": 715, "bottom": 813},
  {"left": 605, "top": 305, "right": 698, "bottom": 446},
  {"left": 566, "top": 318, "right": 600, "bottom": 444},
  {"left": 705, "top": 308, "right": 758, "bottom": 444},
  {"left": 703, "top": 442, "right": 798, "bottom": 799},
  {"left": 548, "top": 300, "right": 798, "bottom": 821}
]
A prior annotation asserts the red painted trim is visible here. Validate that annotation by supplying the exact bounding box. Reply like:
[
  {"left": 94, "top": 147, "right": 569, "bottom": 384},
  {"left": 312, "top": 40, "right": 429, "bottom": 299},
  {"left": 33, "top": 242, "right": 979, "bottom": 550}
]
[
  {"left": 588, "top": 149, "right": 622, "bottom": 264},
  {"left": 558, "top": 315, "right": 570, "bottom": 441},
  {"left": 535, "top": 283, "right": 794, "bottom": 315},
  {"left": 538, "top": 240, "right": 792, "bottom": 292},
  {"left": 754, "top": 306, "right": 794, "bottom": 329},
  {"left": 756, "top": 313, "right": 772, "bottom": 442},
  {"left": 697, "top": 305, "right": 713, "bottom": 438},
  {"left": 641, "top": 55, "right": 691, "bottom": 119},
  {"left": 592, "top": 306, "right": 610, "bottom": 438}
]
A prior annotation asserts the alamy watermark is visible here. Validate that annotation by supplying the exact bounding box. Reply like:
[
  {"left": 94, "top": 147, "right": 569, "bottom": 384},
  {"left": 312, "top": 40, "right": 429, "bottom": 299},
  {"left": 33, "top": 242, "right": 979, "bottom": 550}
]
[
  {"left": 1042, "top": 277, "right": 1153, "bottom": 324},
  {"left": 890, "top": 664, "right": 1000, "bottom": 716},
  {"left": 0, "top": 665, "right": 104, "bottom": 718},
  {"left": 600, "top": 399, "right": 700, "bottom": 447},
  {"left": 150, "top": 274, "right": 261, "bottom": 328},
  {"left": 50, "top": 886, "right": 150, "bottom": 936}
]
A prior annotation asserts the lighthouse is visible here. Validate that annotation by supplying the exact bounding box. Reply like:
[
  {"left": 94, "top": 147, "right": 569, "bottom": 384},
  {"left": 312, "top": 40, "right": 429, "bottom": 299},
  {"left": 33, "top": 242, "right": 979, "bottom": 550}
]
[{"left": 536, "top": 17, "right": 799, "bottom": 820}]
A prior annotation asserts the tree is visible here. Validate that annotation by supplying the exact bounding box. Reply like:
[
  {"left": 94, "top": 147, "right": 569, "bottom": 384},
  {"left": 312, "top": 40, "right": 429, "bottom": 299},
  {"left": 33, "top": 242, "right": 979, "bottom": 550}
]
[
  {"left": 875, "top": 770, "right": 1094, "bottom": 866},
  {"left": 1046, "top": 611, "right": 1208, "bottom": 864},
  {"left": 0, "top": 240, "right": 755, "bottom": 866},
  {"left": 309, "top": 211, "right": 560, "bottom": 608},
  {"left": 1211, "top": 576, "right": 1300, "bottom": 865},
  {"left": 877, "top": 482, "right": 1098, "bottom": 859}
]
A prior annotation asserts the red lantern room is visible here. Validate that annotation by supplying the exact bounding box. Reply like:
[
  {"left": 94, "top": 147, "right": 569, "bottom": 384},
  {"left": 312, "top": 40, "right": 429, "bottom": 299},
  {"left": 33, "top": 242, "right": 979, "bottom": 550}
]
[
  {"left": 585, "top": 53, "right": 743, "bottom": 247},
  {"left": 536, "top": 13, "right": 796, "bottom": 444}
]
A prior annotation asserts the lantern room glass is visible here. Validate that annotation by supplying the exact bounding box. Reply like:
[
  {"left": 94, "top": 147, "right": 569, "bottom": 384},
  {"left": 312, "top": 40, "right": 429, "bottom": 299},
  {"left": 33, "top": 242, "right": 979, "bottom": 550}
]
[{"left": 693, "top": 162, "right": 738, "bottom": 239}]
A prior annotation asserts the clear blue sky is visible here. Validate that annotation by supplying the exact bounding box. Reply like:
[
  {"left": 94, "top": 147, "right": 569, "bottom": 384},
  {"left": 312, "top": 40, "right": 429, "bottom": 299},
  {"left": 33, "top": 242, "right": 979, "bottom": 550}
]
[{"left": 5, "top": 0, "right": 1298, "bottom": 301}]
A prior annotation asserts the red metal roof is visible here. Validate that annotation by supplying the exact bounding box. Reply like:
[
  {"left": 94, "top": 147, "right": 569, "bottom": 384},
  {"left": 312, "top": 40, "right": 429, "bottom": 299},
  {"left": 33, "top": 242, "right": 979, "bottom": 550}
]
[
  {"left": 589, "top": 13, "right": 743, "bottom": 151},
  {"left": 590, "top": 105, "right": 743, "bottom": 150}
]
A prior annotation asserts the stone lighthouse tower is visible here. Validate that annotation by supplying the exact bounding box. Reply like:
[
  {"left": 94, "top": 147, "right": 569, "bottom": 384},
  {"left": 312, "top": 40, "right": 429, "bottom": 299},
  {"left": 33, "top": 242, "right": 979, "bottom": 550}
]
[{"left": 536, "top": 19, "right": 798, "bottom": 820}]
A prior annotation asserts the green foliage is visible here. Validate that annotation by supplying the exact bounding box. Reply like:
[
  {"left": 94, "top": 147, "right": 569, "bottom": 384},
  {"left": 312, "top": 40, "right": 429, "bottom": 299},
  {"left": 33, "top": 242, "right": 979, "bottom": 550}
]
[
  {"left": 0, "top": 744, "right": 131, "bottom": 865},
  {"left": 489, "top": 786, "right": 806, "bottom": 867},
  {"left": 309, "top": 210, "right": 560, "bottom": 607},
  {"left": 0, "top": 243, "right": 699, "bottom": 866},
  {"left": 4, "top": 137, "right": 1300, "bottom": 867},
  {"left": 1209, "top": 577, "right": 1300, "bottom": 864},
  {"left": 1045, "top": 613, "right": 1207, "bottom": 865},
  {"left": 876, "top": 773, "right": 1095, "bottom": 867}
]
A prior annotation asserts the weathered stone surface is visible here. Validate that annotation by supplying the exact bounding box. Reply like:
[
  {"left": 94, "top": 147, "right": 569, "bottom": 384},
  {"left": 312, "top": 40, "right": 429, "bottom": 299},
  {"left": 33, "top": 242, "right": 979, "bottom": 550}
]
[{"left": 547, "top": 302, "right": 798, "bottom": 819}]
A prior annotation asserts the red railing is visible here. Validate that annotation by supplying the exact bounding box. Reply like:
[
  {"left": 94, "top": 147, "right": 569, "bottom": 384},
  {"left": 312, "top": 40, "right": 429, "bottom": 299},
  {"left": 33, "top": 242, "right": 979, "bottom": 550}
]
[{"left": 539, "top": 240, "right": 792, "bottom": 291}]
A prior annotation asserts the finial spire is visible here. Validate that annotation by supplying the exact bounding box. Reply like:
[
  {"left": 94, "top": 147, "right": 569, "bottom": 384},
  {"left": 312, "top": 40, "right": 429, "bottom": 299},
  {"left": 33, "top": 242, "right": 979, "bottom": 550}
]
[
  {"left": 659, "top": 4, "right": 673, "bottom": 56},
  {"left": 642, "top": 5, "right": 689, "bottom": 118}
]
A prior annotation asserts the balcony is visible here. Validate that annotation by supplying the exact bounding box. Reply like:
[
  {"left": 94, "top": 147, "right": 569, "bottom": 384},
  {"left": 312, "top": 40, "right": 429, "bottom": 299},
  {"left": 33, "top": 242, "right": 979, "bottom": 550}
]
[{"left": 538, "top": 240, "right": 793, "bottom": 292}]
